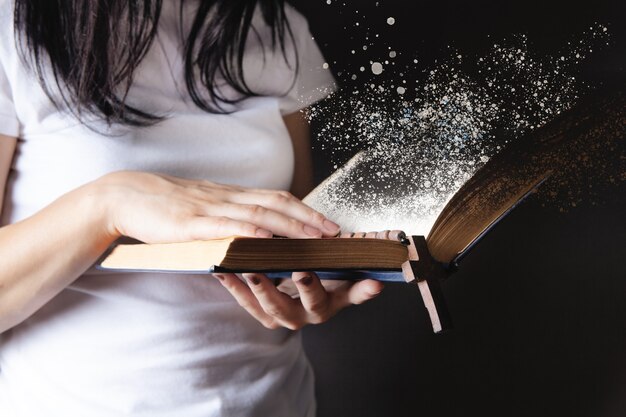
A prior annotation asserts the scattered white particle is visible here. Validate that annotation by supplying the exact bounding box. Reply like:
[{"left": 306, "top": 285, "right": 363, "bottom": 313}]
[
  {"left": 351, "top": 74, "right": 357, "bottom": 80},
  {"left": 360, "top": 66, "right": 365, "bottom": 72},
  {"left": 371, "top": 62, "right": 384, "bottom": 75},
  {"left": 387, "top": 17, "right": 395, "bottom": 25},
  {"left": 326, "top": 0, "right": 331, "bottom": 4},
  {"left": 397, "top": 86, "right": 406, "bottom": 94},
  {"left": 363, "top": 45, "right": 368, "bottom": 50},
  {"left": 322, "top": 63, "right": 329, "bottom": 69},
  {"left": 389, "top": 51, "right": 397, "bottom": 58}
]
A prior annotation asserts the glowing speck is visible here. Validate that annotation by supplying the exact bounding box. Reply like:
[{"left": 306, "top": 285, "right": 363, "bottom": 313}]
[
  {"left": 387, "top": 17, "right": 395, "bottom": 25},
  {"left": 371, "top": 62, "right": 384, "bottom": 75},
  {"left": 389, "top": 51, "right": 397, "bottom": 58}
]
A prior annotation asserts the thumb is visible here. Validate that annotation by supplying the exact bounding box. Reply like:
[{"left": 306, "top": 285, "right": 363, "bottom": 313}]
[{"left": 337, "top": 279, "right": 384, "bottom": 307}]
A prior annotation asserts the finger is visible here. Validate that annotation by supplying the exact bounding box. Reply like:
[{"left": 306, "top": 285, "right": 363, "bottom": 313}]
[
  {"left": 162, "top": 176, "right": 242, "bottom": 193},
  {"left": 292, "top": 272, "right": 333, "bottom": 324},
  {"left": 224, "top": 190, "right": 340, "bottom": 237},
  {"left": 243, "top": 273, "right": 305, "bottom": 330},
  {"left": 200, "top": 202, "right": 325, "bottom": 239},
  {"left": 213, "top": 273, "right": 278, "bottom": 329},
  {"left": 185, "top": 215, "right": 273, "bottom": 239},
  {"left": 332, "top": 279, "right": 384, "bottom": 309}
]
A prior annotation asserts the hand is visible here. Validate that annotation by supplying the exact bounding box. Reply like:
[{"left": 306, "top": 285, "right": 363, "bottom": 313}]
[
  {"left": 93, "top": 171, "right": 340, "bottom": 243},
  {"left": 213, "top": 272, "right": 384, "bottom": 330}
]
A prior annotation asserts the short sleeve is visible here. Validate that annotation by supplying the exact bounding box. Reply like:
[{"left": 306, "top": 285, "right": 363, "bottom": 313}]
[
  {"left": 0, "top": 58, "right": 19, "bottom": 137},
  {"left": 277, "top": 6, "right": 337, "bottom": 115}
]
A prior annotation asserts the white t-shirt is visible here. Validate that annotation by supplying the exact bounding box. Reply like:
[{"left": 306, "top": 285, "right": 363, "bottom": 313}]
[{"left": 0, "top": 1, "right": 335, "bottom": 416}]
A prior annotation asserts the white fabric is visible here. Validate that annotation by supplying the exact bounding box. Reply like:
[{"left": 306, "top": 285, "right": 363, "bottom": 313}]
[{"left": 0, "top": 1, "right": 335, "bottom": 416}]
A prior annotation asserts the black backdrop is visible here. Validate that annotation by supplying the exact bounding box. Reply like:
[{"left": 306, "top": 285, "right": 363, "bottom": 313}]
[{"left": 291, "top": 1, "right": 626, "bottom": 416}]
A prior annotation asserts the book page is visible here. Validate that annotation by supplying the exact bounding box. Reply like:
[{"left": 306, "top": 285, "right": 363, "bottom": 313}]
[{"left": 304, "top": 150, "right": 464, "bottom": 235}]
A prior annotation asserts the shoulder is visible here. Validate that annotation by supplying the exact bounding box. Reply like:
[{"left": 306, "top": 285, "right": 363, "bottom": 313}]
[
  {"left": 283, "top": 4, "right": 312, "bottom": 40},
  {"left": 0, "top": 1, "right": 31, "bottom": 79},
  {"left": 0, "top": 0, "right": 14, "bottom": 24},
  {"left": 284, "top": 4, "right": 308, "bottom": 26},
  {"left": 0, "top": 1, "right": 16, "bottom": 57}
]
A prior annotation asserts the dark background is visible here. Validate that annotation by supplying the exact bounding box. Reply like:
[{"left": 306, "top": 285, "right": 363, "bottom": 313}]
[{"left": 292, "top": 1, "right": 626, "bottom": 416}]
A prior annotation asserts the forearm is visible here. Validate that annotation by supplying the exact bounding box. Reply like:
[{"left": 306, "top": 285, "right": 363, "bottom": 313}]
[
  {"left": 0, "top": 181, "right": 116, "bottom": 333},
  {"left": 0, "top": 169, "right": 341, "bottom": 333}
]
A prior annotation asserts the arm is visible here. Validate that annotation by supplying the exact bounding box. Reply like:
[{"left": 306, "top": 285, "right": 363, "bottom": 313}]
[
  {"left": 0, "top": 134, "right": 341, "bottom": 333},
  {"left": 283, "top": 110, "right": 314, "bottom": 199},
  {"left": 0, "top": 135, "right": 117, "bottom": 332}
]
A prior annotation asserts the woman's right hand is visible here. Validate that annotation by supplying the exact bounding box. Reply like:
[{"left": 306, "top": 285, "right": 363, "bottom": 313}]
[
  {"left": 0, "top": 169, "right": 340, "bottom": 332},
  {"left": 95, "top": 171, "right": 340, "bottom": 244}
]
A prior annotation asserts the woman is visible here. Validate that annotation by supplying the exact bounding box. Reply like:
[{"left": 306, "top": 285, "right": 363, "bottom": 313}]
[{"left": 0, "top": 1, "right": 383, "bottom": 415}]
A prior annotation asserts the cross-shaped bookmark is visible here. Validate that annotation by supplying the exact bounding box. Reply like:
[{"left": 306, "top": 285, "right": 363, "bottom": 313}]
[{"left": 401, "top": 236, "right": 453, "bottom": 333}]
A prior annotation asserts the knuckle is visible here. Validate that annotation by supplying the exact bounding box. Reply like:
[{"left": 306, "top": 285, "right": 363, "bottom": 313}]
[
  {"left": 308, "top": 314, "right": 326, "bottom": 325},
  {"left": 308, "top": 299, "right": 330, "bottom": 316},
  {"left": 244, "top": 204, "right": 266, "bottom": 218},
  {"left": 212, "top": 216, "right": 231, "bottom": 229},
  {"left": 264, "top": 305, "right": 284, "bottom": 318},
  {"left": 263, "top": 320, "right": 280, "bottom": 330},
  {"left": 276, "top": 190, "right": 294, "bottom": 200},
  {"left": 287, "top": 218, "right": 303, "bottom": 231},
  {"left": 187, "top": 186, "right": 206, "bottom": 199},
  {"left": 284, "top": 321, "right": 303, "bottom": 331},
  {"left": 237, "top": 299, "right": 255, "bottom": 311},
  {"left": 310, "top": 211, "right": 326, "bottom": 224},
  {"left": 200, "top": 179, "right": 217, "bottom": 188},
  {"left": 270, "top": 191, "right": 292, "bottom": 206},
  {"left": 244, "top": 225, "right": 260, "bottom": 236}
]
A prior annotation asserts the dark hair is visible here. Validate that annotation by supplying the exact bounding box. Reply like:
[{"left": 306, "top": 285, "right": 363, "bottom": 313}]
[{"left": 14, "top": 0, "right": 294, "bottom": 126}]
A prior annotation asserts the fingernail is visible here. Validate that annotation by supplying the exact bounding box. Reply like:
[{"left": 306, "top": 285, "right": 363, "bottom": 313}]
[
  {"left": 214, "top": 274, "right": 225, "bottom": 281},
  {"left": 245, "top": 275, "right": 261, "bottom": 286},
  {"left": 376, "top": 230, "right": 390, "bottom": 239},
  {"left": 369, "top": 283, "right": 384, "bottom": 296},
  {"left": 255, "top": 228, "right": 273, "bottom": 238},
  {"left": 296, "top": 275, "right": 313, "bottom": 286},
  {"left": 303, "top": 224, "right": 322, "bottom": 237},
  {"left": 323, "top": 219, "right": 341, "bottom": 233}
]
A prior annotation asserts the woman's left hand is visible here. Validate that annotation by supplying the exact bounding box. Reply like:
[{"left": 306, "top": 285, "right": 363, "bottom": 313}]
[{"left": 213, "top": 272, "right": 384, "bottom": 330}]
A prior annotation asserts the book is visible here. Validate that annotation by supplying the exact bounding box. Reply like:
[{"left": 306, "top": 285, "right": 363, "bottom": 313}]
[
  {"left": 99, "top": 234, "right": 410, "bottom": 275},
  {"left": 98, "top": 86, "right": 625, "bottom": 332}
]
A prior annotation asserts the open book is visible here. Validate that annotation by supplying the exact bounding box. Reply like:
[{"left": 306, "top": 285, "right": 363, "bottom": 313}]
[{"left": 98, "top": 87, "right": 624, "bottom": 332}]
